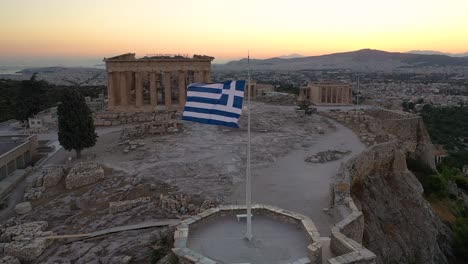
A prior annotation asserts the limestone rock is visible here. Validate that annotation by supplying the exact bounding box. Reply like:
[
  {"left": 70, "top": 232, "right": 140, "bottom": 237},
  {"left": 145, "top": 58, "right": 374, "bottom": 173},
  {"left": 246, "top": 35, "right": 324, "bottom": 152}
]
[
  {"left": 42, "top": 166, "right": 65, "bottom": 188},
  {"left": 65, "top": 162, "right": 105, "bottom": 189},
  {"left": 110, "top": 255, "right": 132, "bottom": 264},
  {"left": 109, "top": 197, "right": 151, "bottom": 214},
  {"left": 2, "top": 221, "right": 54, "bottom": 262},
  {"left": 14, "top": 202, "right": 32, "bottom": 215},
  {"left": 346, "top": 142, "right": 451, "bottom": 264},
  {"left": 0, "top": 256, "right": 21, "bottom": 264}
]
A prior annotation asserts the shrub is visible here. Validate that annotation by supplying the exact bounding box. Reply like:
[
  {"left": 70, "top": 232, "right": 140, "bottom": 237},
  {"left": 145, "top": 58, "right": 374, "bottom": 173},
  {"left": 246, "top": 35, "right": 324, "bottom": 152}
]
[{"left": 453, "top": 218, "right": 468, "bottom": 260}]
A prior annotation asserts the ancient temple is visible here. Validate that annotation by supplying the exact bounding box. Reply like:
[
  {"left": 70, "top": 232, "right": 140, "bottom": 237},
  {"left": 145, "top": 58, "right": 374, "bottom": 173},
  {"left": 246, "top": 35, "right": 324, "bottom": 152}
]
[
  {"left": 299, "top": 81, "right": 353, "bottom": 105},
  {"left": 104, "top": 53, "right": 214, "bottom": 112}
]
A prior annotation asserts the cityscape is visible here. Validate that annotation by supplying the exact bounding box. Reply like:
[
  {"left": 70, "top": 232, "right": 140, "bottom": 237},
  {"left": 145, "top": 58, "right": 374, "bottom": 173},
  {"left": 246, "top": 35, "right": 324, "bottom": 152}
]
[{"left": 0, "top": 1, "right": 468, "bottom": 264}]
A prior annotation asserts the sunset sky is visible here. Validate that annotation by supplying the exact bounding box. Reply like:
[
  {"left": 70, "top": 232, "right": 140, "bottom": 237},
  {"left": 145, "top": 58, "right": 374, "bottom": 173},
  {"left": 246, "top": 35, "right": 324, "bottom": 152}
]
[{"left": 1, "top": 0, "right": 468, "bottom": 65}]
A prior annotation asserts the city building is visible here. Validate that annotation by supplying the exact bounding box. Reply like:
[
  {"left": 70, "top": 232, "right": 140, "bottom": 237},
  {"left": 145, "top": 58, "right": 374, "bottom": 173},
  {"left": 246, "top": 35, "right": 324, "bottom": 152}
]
[
  {"left": 0, "top": 135, "right": 38, "bottom": 180},
  {"left": 104, "top": 53, "right": 214, "bottom": 112},
  {"left": 85, "top": 94, "right": 105, "bottom": 113},
  {"left": 434, "top": 145, "right": 448, "bottom": 165},
  {"left": 27, "top": 107, "right": 57, "bottom": 130},
  {"left": 299, "top": 81, "right": 353, "bottom": 105}
]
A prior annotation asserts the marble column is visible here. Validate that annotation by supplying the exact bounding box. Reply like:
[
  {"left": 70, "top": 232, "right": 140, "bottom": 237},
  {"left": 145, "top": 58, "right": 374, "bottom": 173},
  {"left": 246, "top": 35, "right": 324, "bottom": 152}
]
[
  {"left": 164, "top": 72, "right": 172, "bottom": 108},
  {"left": 203, "top": 70, "right": 211, "bottom": 82},
  {"left": 194, "top": 71, "right": 203, "bottom": 82},
  {"left": 107, "top": 73, "right": 115, "bottom": 110},
  {"left": 135, "top": 72, "right": 143, "bottom": 108},
  {"left": 150, "top": 73, "right": 157, "bottom": 108},
  {"left": 119, "top": 72, "right": 128, "bottom": 106},
  {"left": 333, "top": 87, "right": 337, "bottom": 104},
  {"left": 178, "top": 71, "right": 186, "bottom": 106},
  {"left": 338, "top": 88, "right": 344, "bottom": 104},
  {"left": 324, "top": 87, "right": 330, "bottom": 104}
]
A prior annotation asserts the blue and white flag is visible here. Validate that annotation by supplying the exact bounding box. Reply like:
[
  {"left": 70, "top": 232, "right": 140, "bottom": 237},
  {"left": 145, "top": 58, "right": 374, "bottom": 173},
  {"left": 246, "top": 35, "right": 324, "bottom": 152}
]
[{"left": 182, "top": 80, "right": 246, "bottom": 128}]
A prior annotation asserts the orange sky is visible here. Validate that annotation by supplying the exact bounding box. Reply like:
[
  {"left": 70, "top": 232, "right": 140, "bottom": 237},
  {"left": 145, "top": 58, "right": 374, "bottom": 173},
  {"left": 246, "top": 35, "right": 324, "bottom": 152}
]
[{"left": 1, "top": 0, "right": 468, "bottom": 63}]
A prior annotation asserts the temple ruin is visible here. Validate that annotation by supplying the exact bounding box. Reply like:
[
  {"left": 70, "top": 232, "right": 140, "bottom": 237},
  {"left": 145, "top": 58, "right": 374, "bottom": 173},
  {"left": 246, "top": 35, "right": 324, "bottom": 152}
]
[
  {"left": 299, "top": 81, "right": 353, "bottom": 105},
  {"left": 104, "top": 53, "right": 214, "bottom": 112}
]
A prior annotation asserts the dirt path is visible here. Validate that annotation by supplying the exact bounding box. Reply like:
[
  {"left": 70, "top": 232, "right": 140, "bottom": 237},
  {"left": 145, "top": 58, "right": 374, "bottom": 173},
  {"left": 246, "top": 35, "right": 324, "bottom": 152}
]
[{"left": 227, "top": 118, "right": 365, "bottom": 236}]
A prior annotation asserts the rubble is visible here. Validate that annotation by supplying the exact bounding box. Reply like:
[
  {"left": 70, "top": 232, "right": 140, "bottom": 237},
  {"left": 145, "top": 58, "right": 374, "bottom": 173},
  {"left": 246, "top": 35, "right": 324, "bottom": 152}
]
[
  {"left": 65, "top": 162, "right": 105, "bottom": 189},
  {"left": 305, "top": 149, "right": 351, "bottom": 163},
  {"left": 119, "top": 140, "right": 146, "bottom": 153},
  {"left": 1, "top": 221, "right": 55, "bottom": 262},
  {"left": 0, "top": 256, "right": 21, "bottom": 264},
  {"left": 109, "top": 197, "right": 152, "bottom": 214},
  {"left": 159, "top": 194, "right": 214, "bottom": 215},
  {"left": 23, "top": 187, "right": 45, "bottom": 201},
  {"left": 42, "top": 166, "right": 65, "bottom": 188},
  {"left": 255, "top": 93, "right": 297, "bottom": 105},
  {"left": 14, "top": 202, "right": 32, "bottom": 215}
]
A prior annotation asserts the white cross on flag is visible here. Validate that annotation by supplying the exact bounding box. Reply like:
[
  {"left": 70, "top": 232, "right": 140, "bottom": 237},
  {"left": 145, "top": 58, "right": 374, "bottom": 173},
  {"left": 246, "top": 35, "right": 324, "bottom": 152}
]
[{"left": 182, "top": 80, "right": 246, "bottom": 128}]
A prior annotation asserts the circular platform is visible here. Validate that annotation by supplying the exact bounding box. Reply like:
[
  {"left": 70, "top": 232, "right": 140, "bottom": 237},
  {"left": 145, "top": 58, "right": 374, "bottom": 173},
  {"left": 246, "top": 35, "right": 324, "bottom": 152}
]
[{"left": 172, "top": 204, "right": 322, "bottom": 264}]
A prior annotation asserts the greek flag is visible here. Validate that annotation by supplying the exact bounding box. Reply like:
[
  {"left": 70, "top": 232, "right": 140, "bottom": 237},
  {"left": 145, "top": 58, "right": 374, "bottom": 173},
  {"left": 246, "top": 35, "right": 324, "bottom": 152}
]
[{"left": 182, "top": 80, "right": 246, "bottom": 128}]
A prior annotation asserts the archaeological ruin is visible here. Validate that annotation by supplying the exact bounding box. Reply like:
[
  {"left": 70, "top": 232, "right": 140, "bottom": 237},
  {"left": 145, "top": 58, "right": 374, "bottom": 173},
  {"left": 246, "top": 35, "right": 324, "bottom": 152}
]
[
  {"left": 104, "top": 53, "right": 214, "bottom": 112},
  {"left": 299, "top": 82, "right": 353, "bottom": 105}
]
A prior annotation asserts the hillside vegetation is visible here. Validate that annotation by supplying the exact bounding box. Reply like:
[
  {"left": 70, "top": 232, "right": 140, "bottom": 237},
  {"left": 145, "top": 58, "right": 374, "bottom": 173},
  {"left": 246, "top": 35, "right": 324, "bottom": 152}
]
[
  {"left": 416, "top": 106, "right": 468, "bottom": 262},
  {"left": 0, "top": 76, "right": 104, "bottom": 122}
]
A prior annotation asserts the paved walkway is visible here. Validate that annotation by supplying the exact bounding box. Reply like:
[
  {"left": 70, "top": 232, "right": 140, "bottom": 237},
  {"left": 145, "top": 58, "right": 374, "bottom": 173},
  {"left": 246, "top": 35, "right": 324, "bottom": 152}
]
[{"left": 228, "top": 119, "right": 365, "bottom": 236}]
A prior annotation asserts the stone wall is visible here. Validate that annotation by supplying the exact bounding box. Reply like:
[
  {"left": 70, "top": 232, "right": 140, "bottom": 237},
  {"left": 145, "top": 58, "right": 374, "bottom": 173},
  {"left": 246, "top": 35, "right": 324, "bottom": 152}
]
[
  {"left": 322, "top": 108, "right": 435, "bottom": 169},
  {"left": 328, "top": 143, "right": 384, "bottom": 264},
  {"left": 65, "top": 162, "right": 105, "bottom": 189},
  {"left": 94, "top": 110, "right": 181, "bottom": 126}
]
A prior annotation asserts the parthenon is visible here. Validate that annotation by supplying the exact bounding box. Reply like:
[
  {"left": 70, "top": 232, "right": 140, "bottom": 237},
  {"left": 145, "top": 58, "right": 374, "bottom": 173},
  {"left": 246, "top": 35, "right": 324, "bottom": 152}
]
[
  {"left": 299, "top": 81, "right": 353, "bottom": 105},
  {"left": 104, "top": 53, "right": 214, "bottom": 112}
]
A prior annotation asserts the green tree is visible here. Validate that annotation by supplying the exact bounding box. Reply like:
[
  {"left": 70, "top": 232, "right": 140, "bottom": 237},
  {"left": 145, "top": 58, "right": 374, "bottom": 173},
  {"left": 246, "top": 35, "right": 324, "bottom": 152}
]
[
  {"left": 57, "top": 90, "right": 97, "bottom": 158},
  {"left": 15, "top": 73, "right": 49, "bottom": 121}
]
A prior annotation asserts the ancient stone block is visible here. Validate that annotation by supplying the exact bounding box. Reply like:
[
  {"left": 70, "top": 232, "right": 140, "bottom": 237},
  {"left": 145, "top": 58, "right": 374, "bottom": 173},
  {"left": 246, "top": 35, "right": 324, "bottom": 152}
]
[
  {"left": 42, "top": 166, "right": 65, "bottom": 188},
  {"left": 14, "top": 202, "right": 32, "bottom": 215},
  {"left": 65, "top": 162, "right": 105, "bottom": 189},
  {"left": 109, "top": 197, "right": 151, "bottom": 214}
]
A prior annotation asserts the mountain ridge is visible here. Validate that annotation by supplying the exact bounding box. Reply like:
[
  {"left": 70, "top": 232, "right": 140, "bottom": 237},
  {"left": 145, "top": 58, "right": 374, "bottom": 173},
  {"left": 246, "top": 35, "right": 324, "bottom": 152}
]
[{"left": 213, "top": 49, "right": 468, "bottom": 72}]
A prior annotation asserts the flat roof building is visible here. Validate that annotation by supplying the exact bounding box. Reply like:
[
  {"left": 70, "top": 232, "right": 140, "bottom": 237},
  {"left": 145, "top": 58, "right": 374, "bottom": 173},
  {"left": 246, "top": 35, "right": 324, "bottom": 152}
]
[{"left": 0, "top": 135, "right": 37, "bottom": 180}]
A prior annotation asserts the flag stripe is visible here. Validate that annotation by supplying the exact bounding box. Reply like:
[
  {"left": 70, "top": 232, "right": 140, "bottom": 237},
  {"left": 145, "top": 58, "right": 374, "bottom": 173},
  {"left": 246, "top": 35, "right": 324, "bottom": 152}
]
[
  {"left": 186, "top": 96, "right": 222, "bottom": 104},
  {"left": 186, "top": 92, "right": 221, "bottom": 99},
  {"left": 182, "top": 116, "right": 239, "bottom": 128},
  {"left": 183, "top": 106, "right": 241, "bottom": 118},
  {"left": 184, "top": 101, "right": 243, "bottom": 114},
  {"left": 182, "top": 111, "right": 240, "bottom": 123},
  {"left": 182, "top": 80, "right": 245, "bottom": 128},
  {"left": 187, "top": 86, "right": 223, "bottom": 94}
]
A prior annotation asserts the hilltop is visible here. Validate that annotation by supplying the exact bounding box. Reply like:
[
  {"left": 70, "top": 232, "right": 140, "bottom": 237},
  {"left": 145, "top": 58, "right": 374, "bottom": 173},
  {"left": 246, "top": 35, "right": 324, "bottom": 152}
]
[{"left": 214, "top": 49, "right": 468, "bottom": 72}]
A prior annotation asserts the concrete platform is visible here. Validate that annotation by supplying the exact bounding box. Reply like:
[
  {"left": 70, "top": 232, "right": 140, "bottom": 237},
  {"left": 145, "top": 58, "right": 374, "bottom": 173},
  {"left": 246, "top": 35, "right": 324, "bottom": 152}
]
[{"left": 187, "top": 215, "right": 310, "bottom": 264}]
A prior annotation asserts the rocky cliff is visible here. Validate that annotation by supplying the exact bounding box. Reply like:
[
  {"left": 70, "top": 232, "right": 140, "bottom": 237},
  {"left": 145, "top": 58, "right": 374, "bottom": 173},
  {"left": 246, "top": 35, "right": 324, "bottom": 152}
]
[
  {"left": 328, "top": 109, "right": 453, "bottom": 263},
  {"left": 349, "top": 142, "right": 452, "bottom": 264}
]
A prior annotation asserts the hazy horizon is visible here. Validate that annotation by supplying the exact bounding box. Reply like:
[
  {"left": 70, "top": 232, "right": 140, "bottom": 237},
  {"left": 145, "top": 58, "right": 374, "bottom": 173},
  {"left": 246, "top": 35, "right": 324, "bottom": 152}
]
[{"left": 1, "top": 0, "right": 468, "bottom": 68}]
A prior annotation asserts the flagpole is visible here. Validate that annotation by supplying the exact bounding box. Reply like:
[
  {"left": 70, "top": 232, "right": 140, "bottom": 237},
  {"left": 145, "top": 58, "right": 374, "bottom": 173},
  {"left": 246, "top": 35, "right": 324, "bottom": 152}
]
[{"left": 245, "top": 52, "right": 253, "bottom": 241}]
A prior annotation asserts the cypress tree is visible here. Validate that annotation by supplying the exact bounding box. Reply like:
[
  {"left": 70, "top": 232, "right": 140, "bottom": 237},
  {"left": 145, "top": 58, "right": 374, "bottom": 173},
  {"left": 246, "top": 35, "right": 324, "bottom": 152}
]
[{"left": 57, "top": 90, "right": 97, "bottom": 158}]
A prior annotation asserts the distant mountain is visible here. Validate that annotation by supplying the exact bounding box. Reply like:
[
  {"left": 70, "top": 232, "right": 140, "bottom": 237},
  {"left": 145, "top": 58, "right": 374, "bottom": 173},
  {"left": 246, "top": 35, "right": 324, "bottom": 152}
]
[
  {"left": 407, "top": 50, "right": 468, "bottom": 58},
  {"left": 276, "top": 53, "right": 305, "bottom": 59},
  {"left": 215, "top": 49, "right": 468, "bottom": 72}
]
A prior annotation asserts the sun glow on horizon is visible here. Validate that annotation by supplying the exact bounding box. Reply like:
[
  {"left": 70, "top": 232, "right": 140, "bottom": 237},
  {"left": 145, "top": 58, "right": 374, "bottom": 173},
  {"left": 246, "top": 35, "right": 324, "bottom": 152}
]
[{"left": 1, "top": 0, "right": 468, "bottom": 63}]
